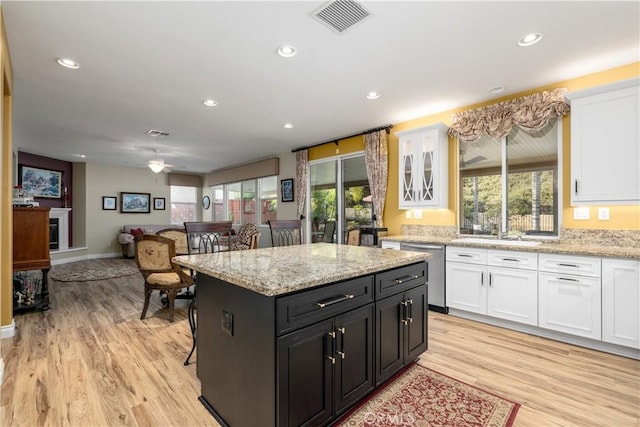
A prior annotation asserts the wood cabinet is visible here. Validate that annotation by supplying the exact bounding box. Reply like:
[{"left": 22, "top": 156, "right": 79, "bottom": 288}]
[
  {"left": 602, "top": 258, "right": 640, "bottom": 349},
  {"left": 446, "top": 247, "right": 538, "bottom": 326},
  {"left": 12, "top": 207, "right": 51, "bottom": 312},
  {"left": 538, "top": 254, "right": 602, "bottom": 340},
  {"left": 396, "top": 123, "right": 448, "bottom": 209},
  {"left": 566, "top": 78, "right": 640, "bottom": 205}
]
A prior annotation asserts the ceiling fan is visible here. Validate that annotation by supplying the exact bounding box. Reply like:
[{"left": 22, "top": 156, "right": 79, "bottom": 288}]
[
  {"left": 460, "top": 155, "right": 487, "bottom": 168},
  {"left": 147, "top": 149, "right": 174, "bottom": 173}
]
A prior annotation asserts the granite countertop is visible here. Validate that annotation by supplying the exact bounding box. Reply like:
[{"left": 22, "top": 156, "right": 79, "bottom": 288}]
[
  {"left": 380, "top": 235, "right": 640, "bottom": 260},
  {"left": 173, "top": 243, "right": 430, "bottom": 297}
]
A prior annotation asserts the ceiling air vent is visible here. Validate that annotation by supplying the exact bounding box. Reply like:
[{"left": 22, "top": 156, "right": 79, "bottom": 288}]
[
  {"left": 312, "top": 0, "right": 371, "bottom": 34},
  {"left": 145, "top": 129, "right": 170, "bottom": 137}
]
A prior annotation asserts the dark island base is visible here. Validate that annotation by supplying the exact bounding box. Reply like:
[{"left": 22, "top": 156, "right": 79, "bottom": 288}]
[{"left": 199, "top": 396, "right": 229, "bottom": 427}]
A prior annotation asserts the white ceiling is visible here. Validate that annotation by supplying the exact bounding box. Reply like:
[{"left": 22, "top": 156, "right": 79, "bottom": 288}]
[{"left": 3, "top": 1, "right": 639, "bottom": 174}]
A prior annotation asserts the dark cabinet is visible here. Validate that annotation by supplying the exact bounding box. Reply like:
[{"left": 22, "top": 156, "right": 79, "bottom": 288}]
[
  {"left": 278, "top": 304, "right": 374, "bottom": 427},
  {"left": 376, "top": 278, "right": 427, "bottom": 385}
]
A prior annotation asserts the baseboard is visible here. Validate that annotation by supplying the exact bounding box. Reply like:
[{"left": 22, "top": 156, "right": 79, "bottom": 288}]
[
  {"left": 1, "top": 319, "right": 15, "bottom": 339},
  {"left": 51, "top": 252, "right": 123, "bottom": 265}
]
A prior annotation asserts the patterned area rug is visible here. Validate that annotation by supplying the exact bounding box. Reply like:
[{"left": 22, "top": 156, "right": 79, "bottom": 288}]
[
  {"left": 337, "top": 363, "right": 520, "bottom": 427},
  {"left": 50, "top": 259, "right": 139, "bottom": 282}
]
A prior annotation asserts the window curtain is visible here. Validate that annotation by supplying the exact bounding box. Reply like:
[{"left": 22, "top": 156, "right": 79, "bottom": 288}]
[
  {"left": 364, "top": 130, "right": 388, "bottom": 228},
  {"left": 295, "top": 149, "right": 308, "bottom": 219},
  {"left": 448, "top": 88, "right": 570, "bottom": 142}
]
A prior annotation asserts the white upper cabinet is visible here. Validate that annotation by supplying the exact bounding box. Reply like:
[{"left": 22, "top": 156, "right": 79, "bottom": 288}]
[
  {"left": 566, "top": 78, "right": 640, "bottom": 205},
  {"left": 396, "top": 123, "right": 448, "bottom": 209}
]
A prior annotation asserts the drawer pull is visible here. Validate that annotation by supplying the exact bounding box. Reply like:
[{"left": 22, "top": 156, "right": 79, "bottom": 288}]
[
  {"left": 317, "top": 294, "right": 354, "bottom": 308},
  {"left": 558, "top": 263, "right": 579, "bottom": 268},
  {"left": 457, "top": 254, "right": 473, "bottom": 258},
  {"left": 557, "top": 277, "right": 579, "bottom": 282},
  {"left": 394, "top": 275, "right": 419, "bottom": 285},
  {"left": 502, "top": 258, "right": 520, "bottom": 262}
]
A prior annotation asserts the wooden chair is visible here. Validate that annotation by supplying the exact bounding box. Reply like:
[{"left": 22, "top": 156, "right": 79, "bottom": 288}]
[
  {"left": 134, "top": 235, "right": 194, "bottom": 323},
  {"left": 322, "top": 221, "right": 336, "bottom": 243},
  {"left": 346, "top": 228, "right": 361, "bottom": 246},
  {"left": 268, "top": 219, "right": 302, "bottom": 247},
  {"left": 182, "top": 221, "right": 232, "bottom": 365},
  {"left": 230, "top": 223, "right": 260, "bottom": 250},
  {"left": 156, "top": 227, "right": 189, "bottom": 255}
]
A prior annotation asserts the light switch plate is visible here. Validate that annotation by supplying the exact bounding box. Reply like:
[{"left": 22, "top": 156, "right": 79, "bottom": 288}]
[
  {"left": 573, "top": 207, "right": 590, "bottom": 220},
  {"left": 598, "top": 208, "right": 610, "bottom": 220}
]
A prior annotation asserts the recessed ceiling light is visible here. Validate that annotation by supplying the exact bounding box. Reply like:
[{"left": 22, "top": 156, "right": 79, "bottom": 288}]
[
  {"left": 366, "top": 91, "right": 381, "bottom": 100},
  {"left": 283, "top": 123, "right": 294, "bottom": 129},
  {"left": 277, "top": 45, "right": 297, "bottom": 58},
  {"left": 56, "top": 58, "right": 80, "bottom": 69},
  {"left": 518, "top": 33, "right": 543, "bottom": 47},
  {"left": 489, "top": 86, "right": 505, "bottom": 94},
  {"left": 203, "top": 99, "right": 218, "bottom": 107},
  {"left": 74, "top": 154, "right": 86, "bottom": 158}
]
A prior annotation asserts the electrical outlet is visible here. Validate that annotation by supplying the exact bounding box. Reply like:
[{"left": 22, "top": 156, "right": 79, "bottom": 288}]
[
  {"left": 598, "top": 208, "right": 610, "bottom": 220},
  {"left": 573, "top": 207, "right": 590, "bottom": 220},
  {"left": 222, "top": 310, "right": 233, "bottom": 336}
]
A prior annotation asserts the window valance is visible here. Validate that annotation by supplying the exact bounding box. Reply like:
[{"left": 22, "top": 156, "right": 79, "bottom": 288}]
[{"left": 448, "top": 88, "right": 570, "bottom": 142}]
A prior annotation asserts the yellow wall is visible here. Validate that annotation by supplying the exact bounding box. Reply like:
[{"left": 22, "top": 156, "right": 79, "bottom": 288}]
[
  {"left": 1, "top": 6, "right": 14, "bottom": 330},
  {"left": 308, "top": 63, "right": 640, "bottom": 236}
]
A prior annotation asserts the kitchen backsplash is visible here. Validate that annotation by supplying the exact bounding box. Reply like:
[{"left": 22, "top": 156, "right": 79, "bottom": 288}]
[
  {"left": 401, "top": 224, "right": 458, "bottom": 238},
  {"left": 560, "top": 228, "right": 640, "bottom": 248}
]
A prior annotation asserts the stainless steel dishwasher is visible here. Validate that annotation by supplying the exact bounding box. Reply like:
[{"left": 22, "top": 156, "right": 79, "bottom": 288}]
[{"left": 399, "top": 242, "right": 447, "bottom": 313}]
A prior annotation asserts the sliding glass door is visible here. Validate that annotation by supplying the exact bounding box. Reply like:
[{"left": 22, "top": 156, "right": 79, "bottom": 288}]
[{"left": 308, "top": 153, "right": 371, "bottom": 244}]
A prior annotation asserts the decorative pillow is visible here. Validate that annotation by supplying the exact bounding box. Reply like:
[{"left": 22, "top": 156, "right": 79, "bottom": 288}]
[{"left": 131, "top": 228, "right": 144, "bottom": 238}]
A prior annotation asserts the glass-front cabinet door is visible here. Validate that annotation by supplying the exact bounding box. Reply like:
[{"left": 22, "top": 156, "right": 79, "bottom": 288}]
[{"left": 397, "top": 123, "right": 448, "bottom": 209}]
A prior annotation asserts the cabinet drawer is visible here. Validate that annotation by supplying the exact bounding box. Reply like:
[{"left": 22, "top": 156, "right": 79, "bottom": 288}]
[
  {"left": 446, "top": 246, "right": 487, "bottom": 265},
  {"left": 276, "top": 276, "right": 374, "bottom": 335},
  {"left": 488, "top": 250, "right": 538, "bottom": 270},
  {"left": 538, "top": 253, "right": 601, "bottom": 277},
  {"left": 376, "top": 262, "right": 427, "bottom": 300}
]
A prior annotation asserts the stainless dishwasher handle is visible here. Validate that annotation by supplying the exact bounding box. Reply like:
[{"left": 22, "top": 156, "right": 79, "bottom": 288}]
[
  {"left": 401, "top": 243, "right": 443, "bottom": 250},
  {"left": 317, "top": 294, "right": 354, "bottom": 308}
]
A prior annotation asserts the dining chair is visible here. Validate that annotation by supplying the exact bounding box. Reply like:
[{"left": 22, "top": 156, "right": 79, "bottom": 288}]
[
  {"left": 230, "top": 223, "right": 260, "bottom": 250},
  {"left": 346, "top": 228, "right": 361, "bottom": 246},
  {"left": 321, "top": 221, "right": 336, "bottom": 243},
  {"left": 134, "top": 235, "right": 194, "bottom": 323},
  {"left": 157, "top": 227, "right": 194, "bottom": 301},
  {"left": 268, "top": 219, "right": 302, "bottom": 247},
  {"left": 182, "top": 221, "right": 233, "bottom": 365}
]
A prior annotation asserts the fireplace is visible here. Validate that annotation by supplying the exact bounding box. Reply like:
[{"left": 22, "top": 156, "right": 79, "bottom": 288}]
[
  {"left": 48, "top": 208, "right": 71, "bottom": 251},
  {"left": 49, "top": 218, "right": 59, "bottom": 250}
]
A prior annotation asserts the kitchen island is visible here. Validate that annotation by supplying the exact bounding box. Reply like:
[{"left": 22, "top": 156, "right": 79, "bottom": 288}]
[{"left": 174, "top": 243, "right": 430, "bottom": 427}]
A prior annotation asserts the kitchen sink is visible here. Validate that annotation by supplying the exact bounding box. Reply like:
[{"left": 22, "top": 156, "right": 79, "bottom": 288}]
[{"left": 451, "top": 237, "right": 542, "bottom": 247}]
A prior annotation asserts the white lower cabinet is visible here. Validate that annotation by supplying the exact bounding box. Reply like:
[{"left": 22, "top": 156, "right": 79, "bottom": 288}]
[
  {"left": 602, "top": 259, "right": 640, "bottom": 349},
  {"left": 446, "top": 248, "right": 538, "bottom": 325},
  {"left": 538, "top": 253, "right": 602, "bottom": 340}
]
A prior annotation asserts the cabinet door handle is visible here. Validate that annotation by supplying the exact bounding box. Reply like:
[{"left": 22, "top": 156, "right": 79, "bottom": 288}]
[
  {"left": 558, "top": 263, "right": 579, "bottom": 268},
  {"left": 574, "top": 179, "right": 579, "bottom": 195},
  {"left": 481, "top": 272, "right": 484, "bottom": 285},
  {"left": 557, "top": 277, "right": 580, "bottom": 282},
  {"left": 336, "top": 326, "right": 346, "bottom": 359},
  {"left": 317, "top": 294, "right": 354, "bottom": 308},
  {"left": 394, "top": 275, "right": 419, "bottom": 285},
  {"left": 407, "top": 299, "right": 413, "bottom": 323},
  {"left": 489, "top": 273, "right": 492, "bottom": 286},
  {"left": 400, "top": 301, "right": 408, "bottom": 325},
  {"left": 326, "top": 331, "right": 336, "bottom": 364}
]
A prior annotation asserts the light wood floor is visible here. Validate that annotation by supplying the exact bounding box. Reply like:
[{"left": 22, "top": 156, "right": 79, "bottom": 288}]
[{"left": 1, "top": 258, "right": 639, "bottom": 426}]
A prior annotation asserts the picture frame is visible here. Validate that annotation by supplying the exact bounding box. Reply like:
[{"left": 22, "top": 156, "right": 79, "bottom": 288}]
[
  {"left": 120, "top": 192, "right": 151, "bottom": 213},
  {"left": 18, "top": 165, "right": 63, "bottom": 198},
  {"left": 281, "top": 178, "right": 294, "bottom": 202},
  {"left": 102, "top": 196, "right": 117, "bottom": 210},
  {"left": 154, "top": 197, "right": 166, "bottom": 210}
]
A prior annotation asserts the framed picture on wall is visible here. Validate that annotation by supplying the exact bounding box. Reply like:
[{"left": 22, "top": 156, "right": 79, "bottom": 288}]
[
  {"left": 18, "top": 165, "right": 63, "bottom": 198},
  {"left": 154, "top": 197, "right": 166, "bottom": 210},
  {"left": 102, "top": 196, "right": 117, "bottom": 210},
  {"left": 120, "top": 192, "right": 151, "bottom": 213},
  {"left": 281, "top": 179, "right": 294, "bottom": 202}
]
